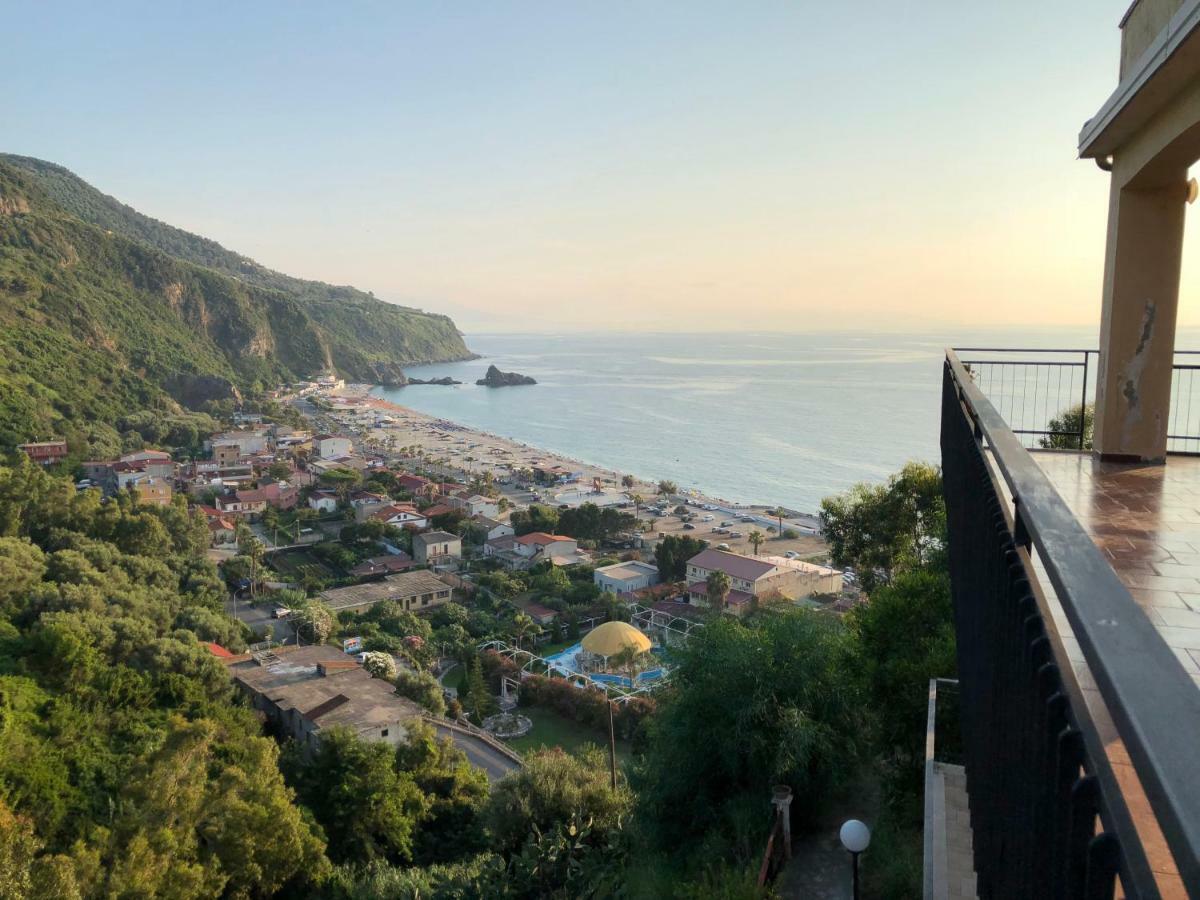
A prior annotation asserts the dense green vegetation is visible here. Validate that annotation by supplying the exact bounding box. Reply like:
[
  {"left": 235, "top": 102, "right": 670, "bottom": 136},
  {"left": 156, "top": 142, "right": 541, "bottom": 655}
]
[{"left": 0, "top": 154, "right": 470, "bottom": 453}]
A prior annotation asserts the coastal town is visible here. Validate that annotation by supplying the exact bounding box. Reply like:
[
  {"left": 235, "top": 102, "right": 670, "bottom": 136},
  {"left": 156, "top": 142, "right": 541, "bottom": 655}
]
[{"left": 15, "top": 370, "right": 856, "bottom": 779}]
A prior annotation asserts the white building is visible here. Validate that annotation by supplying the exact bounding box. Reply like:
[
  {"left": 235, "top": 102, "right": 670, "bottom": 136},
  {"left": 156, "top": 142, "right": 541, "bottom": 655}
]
[
  {"left": 684, "top": 548, "right": 842, "bottom": 615},
  {"left": 473, "top": 515, "right": 514, "bottom": 541},
  {"left": 315, "top": 435, "right": 353, "bottom": 459},
  {"left": 594, "top": 560, "right": 660, "bottom": 595},
  {"left": 413, "top": 530, "right": 462, "bottom": 566},
  {"left": 308, "top": 490, "right": 339, "bottom": 513}
]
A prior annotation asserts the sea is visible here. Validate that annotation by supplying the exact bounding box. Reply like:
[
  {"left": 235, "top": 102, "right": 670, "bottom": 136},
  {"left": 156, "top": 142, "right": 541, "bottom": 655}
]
[{"left": 372, "top": 328, "right": 1181, "bottom": 515}]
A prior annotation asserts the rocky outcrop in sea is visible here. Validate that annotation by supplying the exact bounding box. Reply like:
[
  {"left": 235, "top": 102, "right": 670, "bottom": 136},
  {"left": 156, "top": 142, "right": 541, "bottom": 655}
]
[{"left": 476, "top": 365, "right": 536, "bottom": 387}]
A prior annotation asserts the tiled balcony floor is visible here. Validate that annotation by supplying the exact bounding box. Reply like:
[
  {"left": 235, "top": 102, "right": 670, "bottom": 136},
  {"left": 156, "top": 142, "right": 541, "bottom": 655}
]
[
  {"left": 1035, "top": 451, "right": 1200, "bottom": 687},
  {"left": 1029, "top": 450, "right": 1200, "bottom": 898}
]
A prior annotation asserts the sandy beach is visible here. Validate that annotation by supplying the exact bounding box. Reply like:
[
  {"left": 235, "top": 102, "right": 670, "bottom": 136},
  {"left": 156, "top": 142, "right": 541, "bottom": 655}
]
[{"left": 322, "top": 385, "right": 826, "bottom": 558}]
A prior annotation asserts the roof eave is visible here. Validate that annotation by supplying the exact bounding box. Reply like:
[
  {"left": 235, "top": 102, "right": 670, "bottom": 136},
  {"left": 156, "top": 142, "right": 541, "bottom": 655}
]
[{"left": 1079, "top": 0, "right": 1200, "bottom": 159}]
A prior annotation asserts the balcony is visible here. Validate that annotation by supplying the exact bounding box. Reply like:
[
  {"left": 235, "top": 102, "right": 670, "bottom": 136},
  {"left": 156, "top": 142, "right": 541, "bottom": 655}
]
[{"left": 940, "top": 348, "right": 1200, "bottom": 899}]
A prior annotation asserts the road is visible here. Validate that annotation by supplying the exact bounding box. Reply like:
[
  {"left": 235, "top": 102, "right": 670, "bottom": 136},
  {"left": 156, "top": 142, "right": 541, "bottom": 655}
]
[
  {"left": 225, "top": 596, "right": 297, "bottom": 644},
  {"left": 431, "top": 723, "right": 521, "bottom": 782}
]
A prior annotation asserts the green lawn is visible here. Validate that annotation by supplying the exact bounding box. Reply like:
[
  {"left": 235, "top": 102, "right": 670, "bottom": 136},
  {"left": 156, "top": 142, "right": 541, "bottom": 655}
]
[
  {"left": 442, "top": 665, "right": 466, "bottom": 692},
  {"left": 506, "top": 705, "right": 630, "bottom": 762}
]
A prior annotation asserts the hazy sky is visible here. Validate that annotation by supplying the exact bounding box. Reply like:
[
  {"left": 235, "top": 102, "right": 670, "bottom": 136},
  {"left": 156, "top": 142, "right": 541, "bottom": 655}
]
[{"left": 10, "top": 1, "right": 1192, "bottom": 334}]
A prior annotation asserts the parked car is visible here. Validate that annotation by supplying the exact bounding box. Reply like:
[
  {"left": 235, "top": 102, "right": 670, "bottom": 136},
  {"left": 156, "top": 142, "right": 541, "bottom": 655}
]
[
  {"left": 729, "top": 530, "right": 744, "bottom": 538},
  {"left": 784, "top": 551, "right": 800, "bottom": 559},
  {"left": 701, "top": 514, "right": 715, "bottom": 522},
  {"left": 682, "top": 523, "right": 697, "bottom": 530},
  {"left": 740, "top": 515, "right": 755, "bottom": 523},
  {"left": 717, "top": 542, "right": 732, "bottom": 551},
  {"left": 713, "top": 527, "right": 728, "bottom": 535},
  {"left": 720, "top": 520, "right": 734, "bottom": 527}
]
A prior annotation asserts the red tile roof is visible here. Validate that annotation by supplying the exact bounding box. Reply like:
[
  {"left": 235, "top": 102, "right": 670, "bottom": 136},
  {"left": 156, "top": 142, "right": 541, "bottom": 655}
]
[
  {"left": 686, "top": 548, "right": 776, "bottom": 582},
  {"left": 515, "top": 532, "right": 575, "bottom": 546}
]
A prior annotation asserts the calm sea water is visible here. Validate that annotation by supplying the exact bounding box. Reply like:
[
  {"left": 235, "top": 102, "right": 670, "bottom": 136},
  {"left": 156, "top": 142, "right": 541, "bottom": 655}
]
[{"left": 373, "top": 328, "right": 1160, "bottom": 513}]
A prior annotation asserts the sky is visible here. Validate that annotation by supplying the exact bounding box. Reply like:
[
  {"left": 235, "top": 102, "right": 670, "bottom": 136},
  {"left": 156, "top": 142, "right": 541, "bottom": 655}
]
[{"left": 9, "top": 0, "right": 1192, "bottom": 335}]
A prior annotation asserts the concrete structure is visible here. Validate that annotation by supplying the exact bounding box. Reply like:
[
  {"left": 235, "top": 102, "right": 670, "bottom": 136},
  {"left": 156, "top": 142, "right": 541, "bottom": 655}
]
[
  {"left": 307, "top": 490, "right": 339, "bottom": 513},
  {"left": 368, "top": 503, "right": 428, "bottom": 529},
  {"left": 473, "top": 515, "right": 514, "bottom": 541},
  {"left": 413, "top": 530, "right": 462, "bottom": 565},
  {"left": 1078, "top": 0, "right": 1200, "bottom": 461},
  {"left": 594, "top": 560, "right": 660, "bottom": 595},
  {"left": 129, "top": 475, "right": 173, "bottom": 507},
  {"left": 318, "top": 569, "right": 453, "bottom": 614},
  {"left": 209, "top": 430, "right": 270, "bottom": 457},
  {"left": 513, "top": 532, "right": 582, "bottom": 564},
  {"left": 217, "top": 482, "right": 298, "bottom": 518},
  {"left": 227, "top": 644, "right": 421, "bottom": 749},
  {"left": 18, "top": 441, "right": 68, "bottom": 466},
  {"left": 349, "top": 554, "right": 416, "bottom": 577},
  {"left": 315, "top": 434, "right": 353, "bottom": 459},
  {"left": 684, "top": 548, "right": 841, "bottom": 614},
  {"left": 448, "top": 493, "right": 500, "bottom": 518}
]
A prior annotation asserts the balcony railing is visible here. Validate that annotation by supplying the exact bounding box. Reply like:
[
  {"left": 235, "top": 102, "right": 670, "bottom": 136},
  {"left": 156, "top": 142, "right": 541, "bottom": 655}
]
[
  {"left": 941, "top": 349, "right": 1200, "bottom": 898},
  {"left": 954, "top": 347, "right": 1200, "bottom": 452}
]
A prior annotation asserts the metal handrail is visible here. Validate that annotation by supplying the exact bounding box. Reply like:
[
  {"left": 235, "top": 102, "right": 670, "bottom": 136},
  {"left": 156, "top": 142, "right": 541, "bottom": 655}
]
[{"left": 946, "top": 348, "right": 1200, "bottom": 890}]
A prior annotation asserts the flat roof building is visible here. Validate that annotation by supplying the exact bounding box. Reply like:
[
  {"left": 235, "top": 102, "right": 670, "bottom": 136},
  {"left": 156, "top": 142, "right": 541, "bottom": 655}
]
[{"left": 318, "top": 569, "right": 453, "bottom": 614}]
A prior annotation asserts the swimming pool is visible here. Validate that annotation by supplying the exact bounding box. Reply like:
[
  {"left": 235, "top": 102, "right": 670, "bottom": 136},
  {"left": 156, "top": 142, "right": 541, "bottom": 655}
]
[{"left": 543, "top": 643, "right": 668, "bottom": 688}]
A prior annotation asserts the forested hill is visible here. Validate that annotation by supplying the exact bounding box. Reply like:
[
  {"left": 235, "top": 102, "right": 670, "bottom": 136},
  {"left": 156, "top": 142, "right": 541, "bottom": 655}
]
[{"left": 0, "top": 154, "right": 472, "bottom": 452}]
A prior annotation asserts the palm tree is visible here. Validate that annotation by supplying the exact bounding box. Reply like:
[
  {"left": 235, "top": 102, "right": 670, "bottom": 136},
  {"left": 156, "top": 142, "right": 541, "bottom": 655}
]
[
  {"left": 705, "top": 570, "right": 731, "bottom": 611},
  {"left": 657, "top": 480, "right": 678, "bottom": 500},
  {"left": 511, "top": 612, "right": 538, "bottom": 650},
  {"left": 631, "top": 493, "right": 644, "bottom": 520},
  {"left": 748, "top": 530, "right": 765, "bottom": 556},
  {"left": 610, "top": 644, "right": 646, "bottom": 686},
  {"left": 770, "top": 507, "right": 787, "bottom": 537}
]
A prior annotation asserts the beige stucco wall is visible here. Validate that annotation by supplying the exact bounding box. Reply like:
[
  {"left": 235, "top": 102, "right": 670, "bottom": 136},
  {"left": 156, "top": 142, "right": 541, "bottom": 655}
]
[{"left": 1122, "top": 0, "right": 1188, "bottom": 77}]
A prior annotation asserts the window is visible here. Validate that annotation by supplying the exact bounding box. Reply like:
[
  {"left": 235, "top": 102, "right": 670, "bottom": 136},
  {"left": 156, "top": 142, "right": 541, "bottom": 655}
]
[{"left": 381, "top": 728, "right": 389, "bottom": 738}]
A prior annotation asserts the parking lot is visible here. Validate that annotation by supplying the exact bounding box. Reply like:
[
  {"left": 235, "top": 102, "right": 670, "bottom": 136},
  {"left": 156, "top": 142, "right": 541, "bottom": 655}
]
[{"left": 637, "top": 503, "right": 827, "bottom": 561}]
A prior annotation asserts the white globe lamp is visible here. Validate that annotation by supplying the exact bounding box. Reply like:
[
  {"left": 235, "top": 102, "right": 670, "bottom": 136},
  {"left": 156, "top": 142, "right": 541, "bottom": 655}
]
[{"left": 839, "top": 819, "right": 871, "bottom": 900}]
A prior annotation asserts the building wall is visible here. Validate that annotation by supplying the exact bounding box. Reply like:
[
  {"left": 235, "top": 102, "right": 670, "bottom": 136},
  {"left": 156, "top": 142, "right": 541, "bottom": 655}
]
[
  {"left": 415, "top": 538, "right": 462, "bottom": 565},
  {"left": 595, "top": 567, "right": 659, "bottom": 594},
  {"left": 1121, "top": 0, "right": 1187, "bottom": 78}
]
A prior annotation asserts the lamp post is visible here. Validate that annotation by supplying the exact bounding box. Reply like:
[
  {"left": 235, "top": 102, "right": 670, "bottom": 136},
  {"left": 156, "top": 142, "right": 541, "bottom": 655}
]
[{"left": 839, "top": 819, "right": 871, "bottom": 900}]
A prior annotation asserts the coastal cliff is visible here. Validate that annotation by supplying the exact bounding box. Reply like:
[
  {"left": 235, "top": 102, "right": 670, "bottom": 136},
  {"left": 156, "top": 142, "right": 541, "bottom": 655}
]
[
  {"left": 476, "top": 365, "right": 537, "bottom": 387},
  {"left": 0, "top": 154, "right": 474, "bottom": 450}
]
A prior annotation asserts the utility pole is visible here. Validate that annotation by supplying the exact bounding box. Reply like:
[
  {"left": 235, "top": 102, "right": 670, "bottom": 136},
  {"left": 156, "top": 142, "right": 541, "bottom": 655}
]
[{"left": 607, "top": 697, "right": 618, "bottom": 791}]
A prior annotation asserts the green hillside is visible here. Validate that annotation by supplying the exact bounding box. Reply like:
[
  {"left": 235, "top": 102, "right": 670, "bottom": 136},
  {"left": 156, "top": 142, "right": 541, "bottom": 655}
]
[{"left": 0, "top": 155, "right": 472, "bottom": 453}]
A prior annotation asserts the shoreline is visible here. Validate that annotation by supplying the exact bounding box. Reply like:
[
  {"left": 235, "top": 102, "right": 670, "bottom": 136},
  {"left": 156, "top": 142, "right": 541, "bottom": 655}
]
[{"left": 334, "top": 384, "right": 822, "bottom": 529}]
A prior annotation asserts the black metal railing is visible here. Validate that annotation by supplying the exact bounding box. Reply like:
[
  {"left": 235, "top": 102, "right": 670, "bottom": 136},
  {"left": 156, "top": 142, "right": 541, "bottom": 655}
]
[
  {"left": 942, "top": 349, "right": 1200, "bottom": 898},
  {"left": 954, "top": 347, "right": 1200, "bottom": 452}
]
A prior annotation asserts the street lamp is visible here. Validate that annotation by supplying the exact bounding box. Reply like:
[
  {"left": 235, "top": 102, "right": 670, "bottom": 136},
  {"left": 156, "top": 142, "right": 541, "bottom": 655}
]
[{"left": 839, "top": 819, "right": 871, "bottom": 900}]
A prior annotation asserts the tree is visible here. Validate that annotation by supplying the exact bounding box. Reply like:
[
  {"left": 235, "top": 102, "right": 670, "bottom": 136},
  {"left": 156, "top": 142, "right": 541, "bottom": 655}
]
[
  {"left": 483, "top": 747, "right": 634, "bottom": 856},
  {"left": 818, "top": 462, "right": 946, "bottom": 593},
  {"left": 464, "top": 657, "right": 496, "bottom": 721},
  {"left": 268, "top": 461, "right": 293, "bottom": 481},
  {"left": 654, "top": 534, "right": 708, "bottom": 581},
  {"left": 509, "top": 504, "right": 560, "bottom": 536},
  {"left": 510, "top": 612, "right": 540, "bottom": 650},
  {"left": 393, "top": 669, "right": 447, "bottom": 717},
  {"left": 656, "top": 480, "right": 677, "bottom": 499},
  {"left": 630, "top": 493, "right": 644, "bottom": 521},
  {"left": 621, "top": 475, "right": 635, "bottom": 489},
  {"left": 1040, "top": 403, "right": 1094, "bottom": 450},
  {"left": 288, "top": 728, "right": 426, "bottom": 864},
  {"left": 361, "top": 651, "right": 398, "bottom": 680},
  {"left": 633, "top": 611, "right": 863, "bottom": 852},
  {"left": 769, "top": 507, "right": 787, "bottom": 538},
  {"left": 705, "top": 570, "right": 731, "bottom": 611},
  {"left": 747, "top": 530, "right": 764, "bottom": 556},
  {"left": 291, "top": 600, "right": 335, "bottom": 643}
]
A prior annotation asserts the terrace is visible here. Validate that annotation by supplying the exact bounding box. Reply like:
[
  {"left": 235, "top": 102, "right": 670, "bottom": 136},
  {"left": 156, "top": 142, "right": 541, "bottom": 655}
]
[{"left": 935, "top": 3, "right": 1200, "bottom": 897}]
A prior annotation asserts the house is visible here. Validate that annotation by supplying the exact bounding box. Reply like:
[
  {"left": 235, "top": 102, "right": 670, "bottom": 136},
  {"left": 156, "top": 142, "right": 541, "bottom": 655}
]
[
  {"left": 484, "top": 534, "right": 518, "bottom": 559},
  {"left": 207, "top": 516, "right": 238, "bottom": 548},
  {"left": 209, "top": 430, "right": 270, "bottom": 457},
  {"left": 349, "top": 490, "right": 389, "bottom": 509},
  {"left": 349, "top": 554, "right": 416, "bottom": 578},
  {"left": 448, "top": 493, "right": 500, "bottom": 519},
  {"left": 514, "top": 532, "right": 584, "bottom": 565},
  {"left": 683, "top": 549, "right": 842, "bottom": 615},
  {"left": 594, "top": 560, "right": 660, "bottom": 595},
  {"left": 227, "top": 644, "right": 421, "bottom": 750},
  {"left": 217, "top": 482, "right": 299, "bottom": 518},
  {"left": 308, "top": 490, "right": 339, "bottom": 513},
  {"left": 523, "top": 602, "right": 559, "bottom": 626},
  {"left": 413, "top": 531, "right": 462, "bottom": 566},
  {"left": 368, "top": 504, "right": 428, "bottom": 529},
  {"left": 473, "top": 515, "right": 514, "bottom": 541},
  {"left": 421, "top": 503, "right": 457, "bottom": 521},
  {"left": 315, "top": 434, "right": 353, "bottom": 459},
  {"left": 396, "top": 474, "right": 432, "bottom": 495},
  {"left": 129, "top": 475, "right": 173, "bottom": 507},
  {"left": 318, "top": 570, "right": 454, "bottom": 615},
  {"left": 18, "top": 441, "right": 69, "bottom": 466}
]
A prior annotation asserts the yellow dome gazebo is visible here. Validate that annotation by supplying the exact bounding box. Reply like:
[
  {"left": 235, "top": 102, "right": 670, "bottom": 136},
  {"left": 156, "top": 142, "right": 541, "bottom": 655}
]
[{"left": 581, "top": 621, "right": 652, "bottom": 661}]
